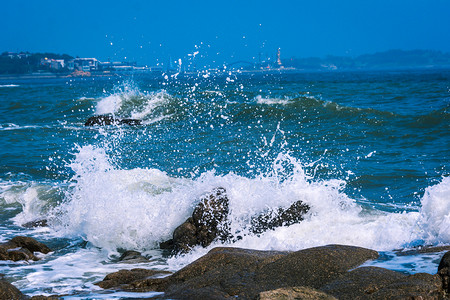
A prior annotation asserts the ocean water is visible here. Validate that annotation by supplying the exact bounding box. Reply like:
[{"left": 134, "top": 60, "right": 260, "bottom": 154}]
[{"left": 0, "top": 69, "right": 449, "bottom": 298}]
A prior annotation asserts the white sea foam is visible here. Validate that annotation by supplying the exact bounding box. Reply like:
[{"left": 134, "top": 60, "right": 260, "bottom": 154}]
[
  {"left": 95, "top": 85, "right": 171, "bottom": 123},
  {"left": 0, "top": 179, "right": 61, "bottom": 226},
  {"left": 50, "top": 145, "right": 450, "bottom": 260},
  {"left": 418, "top": 176, "right": 450, "bottom": 244},
  {"left": 0, "top": 84, "right": 19, "bottom": 88},
  {"left": 255, "top": 95, "right": 290, "bottom": 105}
]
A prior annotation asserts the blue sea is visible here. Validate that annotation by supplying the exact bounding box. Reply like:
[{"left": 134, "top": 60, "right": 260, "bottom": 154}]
[{"left": 0, "top": 69, "right": 449, "bottom": 298}]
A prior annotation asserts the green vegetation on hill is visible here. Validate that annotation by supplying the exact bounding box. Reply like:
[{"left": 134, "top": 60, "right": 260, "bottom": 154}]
[{"left": 0, "top": 52, "right": 73, "bottom": 74}]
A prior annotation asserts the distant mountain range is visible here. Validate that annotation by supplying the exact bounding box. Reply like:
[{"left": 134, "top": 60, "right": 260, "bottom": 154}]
[{"left": 283, "top": 49, "right": 450, "bottom": 71}]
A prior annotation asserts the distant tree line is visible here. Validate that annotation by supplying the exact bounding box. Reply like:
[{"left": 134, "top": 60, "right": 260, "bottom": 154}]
[{"left": 0, "top": 52, "right": 73, "bottom": 74}]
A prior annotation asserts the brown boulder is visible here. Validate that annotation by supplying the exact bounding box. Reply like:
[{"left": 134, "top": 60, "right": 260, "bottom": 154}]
[
  {"left": 0, "top": 236, "right": 51, "bottom": 261},
  {"left": 114, "top": 245, "right": 378, "bottom": 299},
  {"left": 0, "top": 277, "right": 27, "bottom": 300},
  {"left": 321, "top": 266, "right": 443, "bottom": 299}
]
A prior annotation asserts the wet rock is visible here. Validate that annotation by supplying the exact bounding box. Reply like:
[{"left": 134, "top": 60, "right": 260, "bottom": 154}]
[
  {"left": 22, "top": 219, "right": 48, "bottom": 228},
  {"left": 258, "top": 286, "right": 337, "bottom": 300},
  {"left": 84, "top": 114, "right": 141, "bottom": 126},
  {"left": 250, "top": 200, "right": 310, "bottom": 234},
  {"left": 0, "top": 236, "right": 51, "bottom": 261},
  {"left": 160, "top": 187, "right": 231, "bottom": 253},
  {"left": 0, "top": 276, "right": 27, "bottom": 300},
  {"left": 321, "top": 266, "right": 443, "bottom": 299},
  {"left": 117, "top": 245, "right": 378, "bottom": 299},
  {"left": 95, "top": 268, "right": 172, "bottom": 289},
  {"left": 438, "top": 251, "right": 450, "bottom": 294},
  {"left": 118, "top": 250, "right": 151, "bottom": 264},
  {"left": 161, "top": 187, "right": 310, "bottom": 253}
]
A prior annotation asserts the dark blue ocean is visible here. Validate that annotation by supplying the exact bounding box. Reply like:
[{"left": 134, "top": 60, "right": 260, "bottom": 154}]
[{"left": 0, "top": 69, "right": 449, "bottom": 298}]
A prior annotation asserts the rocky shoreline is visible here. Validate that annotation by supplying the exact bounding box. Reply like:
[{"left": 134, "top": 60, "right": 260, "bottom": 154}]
[
  {"left": 1, "top": 237, "right": 450, "bottom": 299},
  {"left": 1, "top": 188, "right": 450, "bottom": 299}
]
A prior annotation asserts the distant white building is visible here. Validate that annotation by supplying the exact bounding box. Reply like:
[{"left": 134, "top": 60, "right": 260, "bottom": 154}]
[{"left": 71, "top": 58, "right": 99, "bottom": 71}]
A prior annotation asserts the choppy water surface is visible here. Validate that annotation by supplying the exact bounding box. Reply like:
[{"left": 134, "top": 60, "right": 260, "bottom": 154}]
[{"left": 0, "top": 69, "right": 449, "bottom": 298}]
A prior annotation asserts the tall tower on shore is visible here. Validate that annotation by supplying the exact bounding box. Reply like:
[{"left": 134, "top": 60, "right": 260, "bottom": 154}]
[{"left": 277, "top": 48, "right": 282, "bottom": 67}]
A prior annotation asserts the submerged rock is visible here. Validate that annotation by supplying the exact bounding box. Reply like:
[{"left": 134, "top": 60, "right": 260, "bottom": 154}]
[
  {"left": 0, "top": 236, "right": 51, "bottom": 261},
  {"left": 160, "top": 187, "right": 310, "bottom": 253},
  {"left": 118, "top": 250, "right": 151, "bottom": 264},
  {"left": 22, "top": 219, "right": 48, "bottom": 228},
  {"left": 84, "top": 114, "right": 142, "bottom": 126},
  {"left": 95, "top": 268, "right": 172, "bottom": 289}
]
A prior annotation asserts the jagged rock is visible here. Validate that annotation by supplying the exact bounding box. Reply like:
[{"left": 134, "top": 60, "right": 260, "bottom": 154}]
[
  {"left": 0, "top": 277, "right": 27, "bottom": 300},
  {"left": 250, "top": 200, "right": 310, "bottom": 234},
  {"left": 160, "top": 187, "right": 231, "bottom": 253},
  {"left": 160, "top": 187, "right": 310, "bottom": 253},
  {"left": 258, "top": 286, "right": 337, "bottom": 300},
  {"left": 438, "top": 251, "right": 450, "bottom": 294},
  {"left": 84, "top": 114, "right": 141, "bottom": 126},
  {"left": 0, "top": 236, "right": 51, "bottom": 261},
  {"left": 22, "top": 219, "right": 48, "bottom": 228},
  {"left": 118, "top": 250, "right": 151, "bottom": 264},
  {"left": 112, "top": 245, "right": 378, "bottom": 299},
  {"left": 95, "top": 268, "right": 172, "bottom": 289}
]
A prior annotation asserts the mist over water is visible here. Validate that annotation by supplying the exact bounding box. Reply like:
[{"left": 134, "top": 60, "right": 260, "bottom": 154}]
[{"left": 0, "top": 69, "right": 449, "bottom": 297}]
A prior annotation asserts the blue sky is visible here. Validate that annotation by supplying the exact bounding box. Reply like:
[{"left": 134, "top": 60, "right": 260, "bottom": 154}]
[{"left": 2, "top": 0, "right": 450, "bottom": 67}]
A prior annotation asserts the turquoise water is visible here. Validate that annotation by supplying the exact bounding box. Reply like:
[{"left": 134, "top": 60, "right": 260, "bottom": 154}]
[{"left": 0, "top": 69, "right": 449, "bottom": 298}]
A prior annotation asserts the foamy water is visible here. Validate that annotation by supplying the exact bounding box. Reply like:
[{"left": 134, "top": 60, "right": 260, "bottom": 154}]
[{"left": 0, "top": 70, "right": 448, "bottom": 297}]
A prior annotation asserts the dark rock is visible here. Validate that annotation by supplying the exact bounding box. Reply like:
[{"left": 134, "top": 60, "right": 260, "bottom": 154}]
[
  {"left": 85, "top": 114, "right": 142, "bottom": 126},
  {"left": 119, "top": 118, "right": 142, "bottom": 126},
  {"left": 9, "top": 236, "right": 51, "bottom": 254},
  {"left": 0, "top": 277, "right": 27, "bottom": 300},
  {"left": 254, "top": 244, "right": 379, "bottom": 291},
  {"left": 161, "top": 187, "right": 231, "bottom": 253},
  {"left": 321, "top": 266, "right": 444, "bottom": 299},
  {"left": 118, "top": 250, "right": 151, "bottom": 264},
  {"left": 161, "top": 187, "right": 310, "bottom": 253},
  {"left": 85, "top": 114, "right": 115, "bottom": 126},
  {"left": 95, "top": 268, "right": 172, "bottom": 289},
  {"left": 0, "top": 236, "right": 51, "bottom": 261},
  {"left": 115, "top": 245, "right": 378, "bottom": 299},
  {"left": 258, "top": 286, "right": 337, "bottom": 300},
  {"left": 438, "top": 251, "right": 450, "bottom": 294},
  {"left": 22, "top": 219, "right": 48, "bottom": 228},
  {"left": 250, "top": 200, "right": 310, "bottom": 234}
]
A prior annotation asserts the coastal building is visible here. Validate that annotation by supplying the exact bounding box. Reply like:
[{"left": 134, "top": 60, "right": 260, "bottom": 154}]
[
  {"left": 70, "top": 58, "right": 99, "bottom": 72},
  {"left": 40, "top": 58, "right": 65, "bottom": 70}
]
